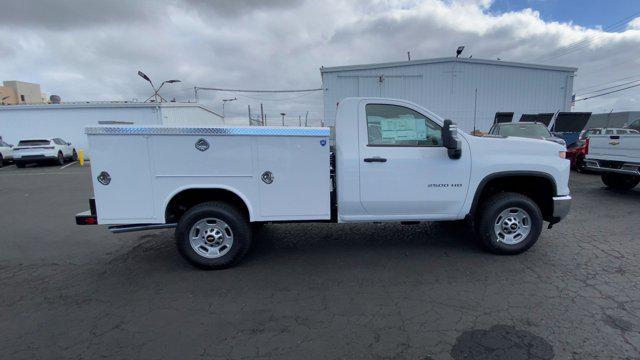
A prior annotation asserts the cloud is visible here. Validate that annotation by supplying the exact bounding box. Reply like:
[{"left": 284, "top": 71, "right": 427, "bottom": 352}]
[{"left": 0, "top": 0, "right": 639, "bottom": 124}]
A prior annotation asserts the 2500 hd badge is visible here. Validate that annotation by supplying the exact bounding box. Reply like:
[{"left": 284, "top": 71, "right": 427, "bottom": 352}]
[{"left": 428, "top": 183, "right": 463, "bottom": 188}]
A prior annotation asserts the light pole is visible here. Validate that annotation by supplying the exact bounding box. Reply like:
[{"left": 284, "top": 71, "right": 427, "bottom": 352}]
[
  {"left": 138, "top": 71, "right": 181, "bottom": 103},
  {"left": 280, "top": 113, "right": 286, "bottom": 126},
  {"left": 222, "top": 97, "right": 237, "bottom": 120}
]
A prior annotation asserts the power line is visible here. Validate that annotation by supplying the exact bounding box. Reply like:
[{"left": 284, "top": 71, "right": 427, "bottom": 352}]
[
  {"left": 536, "top": 10, "right": 640, "bottom": 61},
  {"left": 577, "top": 79, "right": 640, "bottom": 97},
  {"left": 196, "top": 86, "right": 322, "bottom": 93},
  {"left": 574, "top": 82, "right": 640, "bottom": 102},
  {"left": 575, "top": 73, "right": 640, "bottom": 92}
]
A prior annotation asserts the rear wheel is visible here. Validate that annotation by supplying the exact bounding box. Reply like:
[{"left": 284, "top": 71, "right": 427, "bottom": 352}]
[
  {"left": 15, "top": 161, "right": 25, "bottom": 168},
  {"left": 72, "top": 149, "right": 78, "bottom": 161},
  {"left": 0, "top": 154, "right": 3, "bottom": 167},
  {"left": 575, "top": 154, "right": 587, "bottom": 173},
  {"left": 476, "top": 192, "right": 543, "bottom": 255},
  {"left": 56, "top": 151, "right": 64, "bottom": 165},
  {"left": 601, "top": 173, "right": 640, "bottom": 191},
  {"left": 175, "top": 201, "right": 252, "bottom": 269}
]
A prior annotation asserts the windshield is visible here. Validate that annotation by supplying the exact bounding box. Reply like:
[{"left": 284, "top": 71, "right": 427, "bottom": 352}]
[
  {"left": 497, "top": 124, "right": 550, "bottom": 138},
  {"left": 17, "top": 140, "right": 50, "bottom": 146}
]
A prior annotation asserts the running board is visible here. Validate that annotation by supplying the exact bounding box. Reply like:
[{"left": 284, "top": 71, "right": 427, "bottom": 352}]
[{"left": 108, "top": 223, "right": 177, "bottom": 234}]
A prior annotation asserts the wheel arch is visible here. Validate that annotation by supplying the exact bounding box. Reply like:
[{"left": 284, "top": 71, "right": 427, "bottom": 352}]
[
  {"left": 164, "top": 185, "right": 254, "bottom": 224},
  {"left": 469, "top": 171, "right": 557, "bottom": 221}
]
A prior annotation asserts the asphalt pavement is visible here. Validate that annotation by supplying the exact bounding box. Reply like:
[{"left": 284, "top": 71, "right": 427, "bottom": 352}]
[{"left": 1, "top": 163, "right": 639, "bottom": 359}]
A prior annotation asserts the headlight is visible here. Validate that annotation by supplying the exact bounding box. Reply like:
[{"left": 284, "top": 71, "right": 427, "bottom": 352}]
[{"left": 559, "top": 151, "right": 566, "bottom": 159}]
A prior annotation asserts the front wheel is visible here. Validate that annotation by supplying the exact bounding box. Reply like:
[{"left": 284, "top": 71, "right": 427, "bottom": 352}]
[
  {"left": 476, "top": 192, "right": 543, "bottom": 254},
  {"left": 601, "top": 173, "right": 640, "bottom": 191},
  {"left": 175, "top": 201, "right": 252, "bottom": 269},
  {"left": 15, "top": 161, "right": 25, "bottom": 168},
  {"left": 0, "top": 154, "right": 3, "bottom": 168},
  {"left": 72, "top": 149, "right": 78, "bottom": 161}
]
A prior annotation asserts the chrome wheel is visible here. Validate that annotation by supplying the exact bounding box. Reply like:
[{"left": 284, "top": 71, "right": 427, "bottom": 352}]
[
  {"left": 493, "top": 207, "right": 531, "bottom": 245},
  {"left": 189, "top": 218, "right": 234, "bottom": 259}
]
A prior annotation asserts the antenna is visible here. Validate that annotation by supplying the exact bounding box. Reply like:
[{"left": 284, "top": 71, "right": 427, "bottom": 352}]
[{"left": 473, "top": 88, "right": 478, "bottom": 134}]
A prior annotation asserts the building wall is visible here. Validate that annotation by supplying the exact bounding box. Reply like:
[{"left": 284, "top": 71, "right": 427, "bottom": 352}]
[
  {"left": 2, "top": 81, "right": 43, "bottom": 104},
  {"left": 322, "top": 60, "right": 575, "bottom": 132}
]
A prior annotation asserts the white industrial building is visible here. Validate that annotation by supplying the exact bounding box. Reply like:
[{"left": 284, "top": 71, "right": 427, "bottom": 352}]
[
  {"left": 321, "top": 57, "right": 577, "bottom": 131},
  {"left": 0, "top": 102, "right": 223, "bottom": 156}
]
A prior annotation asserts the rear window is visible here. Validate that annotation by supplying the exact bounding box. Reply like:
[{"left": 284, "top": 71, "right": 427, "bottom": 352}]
[{"left": 18, "top": 140, "right": 50, "bottom": 146}]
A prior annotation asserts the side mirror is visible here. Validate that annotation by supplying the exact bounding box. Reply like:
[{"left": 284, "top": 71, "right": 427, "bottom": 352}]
[{"left": 442, "top": 119, "right": 462, "bottom": 160}]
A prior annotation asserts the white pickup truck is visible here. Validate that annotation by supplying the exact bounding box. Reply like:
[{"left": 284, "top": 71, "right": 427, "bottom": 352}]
[
  {"left": 585, "top": 133, "right": 640, "bottom": 190},
  {"left": 76, "top": 97, "right": 571, "bottom": 269}
]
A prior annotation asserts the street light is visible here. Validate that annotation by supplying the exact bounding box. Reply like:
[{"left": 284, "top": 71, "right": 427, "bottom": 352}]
[
  {"left": 456, "top": 46, "right": 465, "bottom": 58},
  {"left": 222, "top": 97, "right": 237, "bottom": 119},
  {"left": 280, "top": 113, "right": 286, "bottom": 126},
  {"left": 138, "top": 70, "right": 181, "bottom": 103}
]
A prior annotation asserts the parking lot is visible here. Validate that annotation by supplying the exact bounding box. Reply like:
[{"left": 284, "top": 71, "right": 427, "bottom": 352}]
[{"left": 1, "top": 164, "right": 639, "bottom": 359}]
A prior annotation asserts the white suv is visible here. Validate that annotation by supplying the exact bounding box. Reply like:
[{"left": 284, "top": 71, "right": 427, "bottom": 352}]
[
  {"left": 0, "top": 139, "right": 14, "bottom": 167},
  {"left": 13, "top": 138, "right": 77, "bottom": 168}
]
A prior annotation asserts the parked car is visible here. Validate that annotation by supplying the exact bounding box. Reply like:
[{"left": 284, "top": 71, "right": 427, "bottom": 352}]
[
  {"left": 568, "top": 128, "right": 638, "bottom": 172},
  {"left": 585, "top": 131, "right": 640, "bottom": 190},
  {"left": 77, "top": 97, "right": 571, "bottom": 269},
  {"left": 488, "top": 122, "right": 566, "bottom": 146},
  {"left": 13, "top": 138, "right": 77, "bottom": 168},
  {"left": 0, "top": 139, "right": 14, "bottom": 167}
]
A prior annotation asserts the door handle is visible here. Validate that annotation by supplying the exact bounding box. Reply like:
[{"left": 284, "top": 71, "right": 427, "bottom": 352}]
[{"left": 364, "top": 157, "right": 387, "bottom": 163}]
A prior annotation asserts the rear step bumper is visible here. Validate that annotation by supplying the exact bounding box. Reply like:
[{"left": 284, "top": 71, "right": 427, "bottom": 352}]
[{"left": 76, "top": 198, "right": 98, "bottom": 225}]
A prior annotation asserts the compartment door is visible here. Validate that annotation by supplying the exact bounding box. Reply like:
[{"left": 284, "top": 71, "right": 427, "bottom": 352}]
[
  {"left": 90, "top": 135, "right": 155, "bottom": 223},
  {"left": 257, "top": 137, "right": 330, "bottom": 219}
]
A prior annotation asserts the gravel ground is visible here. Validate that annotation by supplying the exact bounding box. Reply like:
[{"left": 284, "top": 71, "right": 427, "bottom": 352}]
[{"left": 0, "top": 164, "right": 639, "bottom": 359}]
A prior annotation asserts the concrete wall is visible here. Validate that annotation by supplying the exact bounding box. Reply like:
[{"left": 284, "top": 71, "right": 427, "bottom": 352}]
[{"left": 2, "top": 81, "right": 42, "bottom": 104}]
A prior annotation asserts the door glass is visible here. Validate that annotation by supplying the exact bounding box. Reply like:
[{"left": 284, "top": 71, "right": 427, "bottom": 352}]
[{"left": 366, "top": 104, "right": 441, "bottom": 146}]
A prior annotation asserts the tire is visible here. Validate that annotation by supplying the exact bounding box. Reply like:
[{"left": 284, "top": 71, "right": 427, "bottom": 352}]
[
  {"left": 601, "top": 173, "right": 640, "bottom": 191},
  {"left": 15, "top": 161, "right": 25, "bottom": 168},
  {"left": 72, "top": 150, "right": 78, "bottom": 161},
  {"left": 476, "top": 192, "right": 543, "bottom": 255},
  {"left": 0, "top": 154, "right": 3, "bottom": 168},
  {"left": 575, "top": 154, "right": 586, "bottom": 173},
  {"left": 175, "top": 201, "right": 252, "bottom": 269},
  {"left": 56, "top": 151, "right": 64, "bottom": 165}
]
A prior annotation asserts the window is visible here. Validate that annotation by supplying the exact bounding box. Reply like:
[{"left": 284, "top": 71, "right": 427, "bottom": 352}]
[
  {"left": 494, "top": 112, "right": 514, "bottom": 124},
  {"left": 20, "top": 95, "right": 25, "bottom": 102},
  {"left": 616, "top": 130, "right": 628, "bottom": 135},
  {"left": 366, "top": 104, "right": 442, "bottom": 146},
  {"left": 605, "top": 129, "right": 614, "bottom": 134}
]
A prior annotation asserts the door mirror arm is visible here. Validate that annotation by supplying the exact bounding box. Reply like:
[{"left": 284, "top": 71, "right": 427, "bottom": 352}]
[{"left": 442, "top": 119, "right": 462, "bottom": 160}]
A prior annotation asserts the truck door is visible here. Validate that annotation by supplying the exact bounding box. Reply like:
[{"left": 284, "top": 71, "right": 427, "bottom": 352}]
[{"left": 357, "top": 101, "right": 471, "bottom": 218}]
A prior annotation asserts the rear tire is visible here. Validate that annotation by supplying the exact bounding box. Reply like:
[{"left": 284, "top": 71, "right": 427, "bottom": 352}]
[
  {"left": 476, "top": 192, "right": 543, "bottom": 255},
  {"left": 72, "top": 150, "right": 78, "bottom": 161},
  {"left": 175, "top": 201, "right": 252, "bottom": 269},
  {"left": 601, "top": 173, "right": 640, "bottom": 190},
  {"left": 575, "top": 154, "right": 587, "bottom": 173},
  {"left": 15, "top": 161, "right": 25, "bottom": 168},
  {"left": 0, "top": 154, "right": 3, "bottom": 168},
  {"left": 56, "top": 152, "right": 64, "bottom": 165}
]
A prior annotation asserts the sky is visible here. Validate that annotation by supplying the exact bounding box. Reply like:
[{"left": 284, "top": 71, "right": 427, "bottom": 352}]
[{"left": 1, "top": 0, "right": 640, "bottom": 125}]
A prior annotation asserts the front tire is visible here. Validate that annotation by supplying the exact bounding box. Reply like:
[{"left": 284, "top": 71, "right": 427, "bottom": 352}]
[
  {"left": 15, "top": 161, "right": 26, "bottom": 168},
  {"left": 0, "top": 154, "right": 3, "bottom": 168},
  {"left": 175, "top": 201, "right": 252, "bottom": 269},
  {"left": 72, "top": 150, "right": 78, "bottom": 161},
  {"left": 601, "top": 173, "right": 640, "bottom": 191},
  {"left": 476, "top": 192, "right": 543, "bottom": 255}
]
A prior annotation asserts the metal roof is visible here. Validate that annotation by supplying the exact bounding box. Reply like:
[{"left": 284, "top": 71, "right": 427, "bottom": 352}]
[
  {"left": 321, "top": 57, "right": 577, "bottom": 73},
  {"left": 0, "top": 101, "right": 222, "bottom": 118}
]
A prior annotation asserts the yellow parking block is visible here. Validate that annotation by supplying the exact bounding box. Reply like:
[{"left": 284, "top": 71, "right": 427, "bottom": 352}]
[{"left": 78, "top": 149, "right": 84, "bottom": 166}]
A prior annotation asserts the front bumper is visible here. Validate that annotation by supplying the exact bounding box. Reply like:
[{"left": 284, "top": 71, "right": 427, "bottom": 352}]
[{"left": 550, "top": 195, "right": 571, "bottom": 224}]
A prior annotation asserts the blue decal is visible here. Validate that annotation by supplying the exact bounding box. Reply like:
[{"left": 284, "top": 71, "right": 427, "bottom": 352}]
[{"left": 320, "top": 139, "right": 327, "bottom": 147}]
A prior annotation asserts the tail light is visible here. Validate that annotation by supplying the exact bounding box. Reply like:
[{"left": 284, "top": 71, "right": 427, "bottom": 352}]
[{"left": 585, "top": 137, "right": 590, "bottom": 154}]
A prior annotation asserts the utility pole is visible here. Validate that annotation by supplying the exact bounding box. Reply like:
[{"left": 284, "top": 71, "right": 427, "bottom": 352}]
[
  {"left": 248, "top": 105, "right": 252, "bottom": 125},
  {"left": 305, "top": 111, "right": 309, "bottom": 127},
  {"left": 280, "top": 113, "right": 286, "bottom": 126},
  {"left": 298, "top": 115, "right": 302, "bottom": 127},
  {"left": 473, "top": 88, "right": 478, "bottom": 134},
  {"left": 260, "top": 103, "right": 264, "bottom": 126}
]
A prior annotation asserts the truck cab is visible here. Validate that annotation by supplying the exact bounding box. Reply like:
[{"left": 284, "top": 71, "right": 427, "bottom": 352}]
[{"left": 77, "top": 97, "right": 571, "bottom": 269}]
